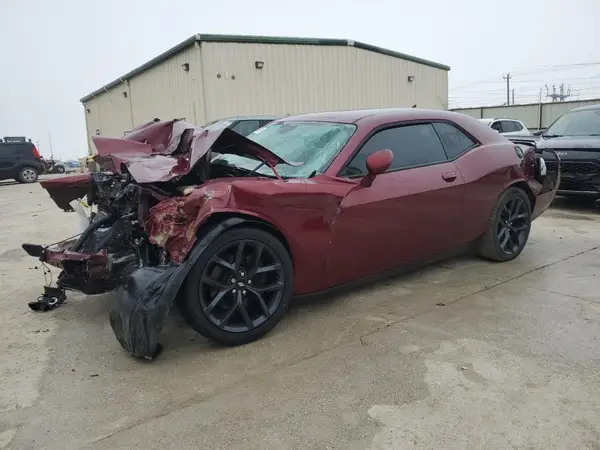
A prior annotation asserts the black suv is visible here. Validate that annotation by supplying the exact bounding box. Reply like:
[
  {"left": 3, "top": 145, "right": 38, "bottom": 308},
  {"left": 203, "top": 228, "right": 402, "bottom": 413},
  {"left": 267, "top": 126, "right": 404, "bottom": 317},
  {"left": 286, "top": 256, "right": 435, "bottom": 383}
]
[
  {"left": 510, "top": 105, "right": 600, "bottom": 198},
  {"left": 0, "top": 137, "right": 46, "bottom": 183}
]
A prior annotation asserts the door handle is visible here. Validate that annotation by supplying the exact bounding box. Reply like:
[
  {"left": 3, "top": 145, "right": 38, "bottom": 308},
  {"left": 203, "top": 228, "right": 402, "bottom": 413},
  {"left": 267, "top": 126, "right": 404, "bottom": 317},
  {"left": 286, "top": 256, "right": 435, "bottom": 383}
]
[{"left": 442, "top": 171, "right": 457, "bottom": 182}]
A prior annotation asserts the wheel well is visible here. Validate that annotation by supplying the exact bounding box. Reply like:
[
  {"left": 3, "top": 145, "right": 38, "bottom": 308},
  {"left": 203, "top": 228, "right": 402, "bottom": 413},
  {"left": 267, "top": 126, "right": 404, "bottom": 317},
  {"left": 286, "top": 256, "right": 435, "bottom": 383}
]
[
  {"left": 196, "top": 212, "right": 293, "bottom": 261},
  {"left": 18, "top": 164, "right": 38, "bottom": 171},
  {"left": 511, "top": 181, "right": 536, "bottom": 210}
]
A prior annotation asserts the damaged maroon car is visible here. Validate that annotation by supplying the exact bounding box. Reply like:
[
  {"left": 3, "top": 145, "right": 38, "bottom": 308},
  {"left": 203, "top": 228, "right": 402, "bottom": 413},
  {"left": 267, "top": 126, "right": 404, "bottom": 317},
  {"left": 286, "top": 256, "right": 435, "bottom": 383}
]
[{"left": 23, "top": 110, "right": 560, "bottom": 359}]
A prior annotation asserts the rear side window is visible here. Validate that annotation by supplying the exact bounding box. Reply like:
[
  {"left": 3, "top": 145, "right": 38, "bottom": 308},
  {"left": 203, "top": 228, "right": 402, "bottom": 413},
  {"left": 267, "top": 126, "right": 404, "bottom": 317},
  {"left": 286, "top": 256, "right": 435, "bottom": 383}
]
[
  {"left": 0, "top": 145, "right": 23, "bottom": 156},
  {"left": 500, "top": 121, "right": 518, "bottom": 132},
  {"left": 513, "top": 121, "right": 523, "bottom": 131},
  {"left": 432, "top": 122, "right": 477, "bottom": 159},
  {"left": 342, "top": 123, "right": 447, "bottom": 176}
]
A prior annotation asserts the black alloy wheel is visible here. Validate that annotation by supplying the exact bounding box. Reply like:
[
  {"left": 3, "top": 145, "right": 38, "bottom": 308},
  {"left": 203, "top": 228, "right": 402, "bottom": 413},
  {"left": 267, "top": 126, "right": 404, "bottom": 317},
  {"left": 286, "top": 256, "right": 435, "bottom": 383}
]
[
  {"left": 181, "top": 227, "right": 293, "bottom": 345},
  {"left": 478, "top": 187, "right": 532, "bottom": 262},
  {"left": 200, "top": 239, "right": 284, "bottom": 332},
  {"left": 496, "top": 195, "right": 530, "bottom": 256}
]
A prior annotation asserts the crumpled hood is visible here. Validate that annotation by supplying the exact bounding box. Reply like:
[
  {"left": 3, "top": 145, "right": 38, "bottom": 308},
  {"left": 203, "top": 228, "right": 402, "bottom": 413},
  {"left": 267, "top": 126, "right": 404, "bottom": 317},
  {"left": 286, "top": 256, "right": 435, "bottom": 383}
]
[{"left": 92, "top": 118, "right": 293, "bottom": 183}]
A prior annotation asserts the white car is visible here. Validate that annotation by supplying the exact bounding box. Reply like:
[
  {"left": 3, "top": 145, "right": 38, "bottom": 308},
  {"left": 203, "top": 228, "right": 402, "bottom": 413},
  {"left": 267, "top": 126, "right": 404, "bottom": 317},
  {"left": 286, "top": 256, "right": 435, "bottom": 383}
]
[{"left": 479, "top": 118, "right": 531, "bottom": 136}]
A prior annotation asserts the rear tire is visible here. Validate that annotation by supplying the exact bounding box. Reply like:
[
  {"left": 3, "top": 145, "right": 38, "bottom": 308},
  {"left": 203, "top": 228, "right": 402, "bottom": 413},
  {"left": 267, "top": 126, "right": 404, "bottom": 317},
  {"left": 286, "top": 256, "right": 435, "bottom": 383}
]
[
  {"left": 56, "top": 165, "right": 66, "bottom": 174},
  {"left": 478, "top": 187, "right": 532, "bottom": 262},
  {"left": 18, "top": 167, "right": 39, "bottom": 183},
  {"left": 179, "top": 227, "right": 293, "bottom": 346}
]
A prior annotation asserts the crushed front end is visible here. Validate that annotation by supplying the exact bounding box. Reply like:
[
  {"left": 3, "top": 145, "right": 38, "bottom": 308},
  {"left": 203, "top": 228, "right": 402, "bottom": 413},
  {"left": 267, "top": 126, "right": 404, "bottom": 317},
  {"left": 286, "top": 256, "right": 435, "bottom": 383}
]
[
  {"left": 22, "top": 118, "right": 292, "bottom": 360},
  {"left": 23, "top": 172, "right": 176, "bottom": 359}
]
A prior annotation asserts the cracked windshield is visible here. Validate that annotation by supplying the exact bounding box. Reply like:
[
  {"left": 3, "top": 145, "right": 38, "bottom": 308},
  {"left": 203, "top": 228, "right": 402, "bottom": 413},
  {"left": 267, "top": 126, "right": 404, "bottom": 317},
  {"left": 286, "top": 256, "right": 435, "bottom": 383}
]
[{"left": 213, "top": 121, "right": 356, "bottom": 178}]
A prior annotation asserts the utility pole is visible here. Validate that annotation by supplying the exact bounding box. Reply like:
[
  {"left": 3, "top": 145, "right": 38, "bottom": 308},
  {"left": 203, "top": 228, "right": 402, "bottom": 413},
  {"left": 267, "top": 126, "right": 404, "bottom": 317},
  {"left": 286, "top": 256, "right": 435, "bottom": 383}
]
[
  {"left": 503, "top": 73, "right": 511, "bottom": 105},
  {"left": 47, "top": 131, "right": 54, "bottom": 159},
  {"left": 512, "top": 89, "right": 515, "bottom": 106}
]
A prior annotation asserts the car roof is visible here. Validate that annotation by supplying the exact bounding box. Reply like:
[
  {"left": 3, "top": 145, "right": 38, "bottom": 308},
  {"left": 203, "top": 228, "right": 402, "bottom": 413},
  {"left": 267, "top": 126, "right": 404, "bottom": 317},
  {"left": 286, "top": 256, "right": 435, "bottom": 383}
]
[
  {"left": 220, "top": 115, "right": 280, "bottom": 121},
  {"left": 282, "top": 108, "right": 478, "bottom": 125},
  {"left": 570, "top": 105, "right": 600, "bottom": 112},
  {"left": 479, "top": 118, "right": 521, "bottom": 122}
]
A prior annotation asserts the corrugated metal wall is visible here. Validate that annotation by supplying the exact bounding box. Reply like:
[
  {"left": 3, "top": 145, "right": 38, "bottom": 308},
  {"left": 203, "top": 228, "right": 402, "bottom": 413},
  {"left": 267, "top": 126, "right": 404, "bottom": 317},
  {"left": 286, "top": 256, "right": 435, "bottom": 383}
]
[
  {"left": 199, "top": 42, "right": 448, "bottom": 121},
  {"left": 83, "top": 42, "right": 448, "bottom": 153},
  {"left": 128, "top": 45, "right": 204, "bottom": 126},
  {"left": 83, "top": 45, "right": 205, "bottom": 149},
  {"left": 452, "top": 98, "right": 600, "bottom": 130}
]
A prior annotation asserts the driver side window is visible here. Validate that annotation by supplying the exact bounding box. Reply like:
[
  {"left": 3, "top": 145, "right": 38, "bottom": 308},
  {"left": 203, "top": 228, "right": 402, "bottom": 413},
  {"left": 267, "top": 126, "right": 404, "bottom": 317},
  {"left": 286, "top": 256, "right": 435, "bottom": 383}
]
[{"left": 340, "top": 123, "right": 448, "bottom": 177}]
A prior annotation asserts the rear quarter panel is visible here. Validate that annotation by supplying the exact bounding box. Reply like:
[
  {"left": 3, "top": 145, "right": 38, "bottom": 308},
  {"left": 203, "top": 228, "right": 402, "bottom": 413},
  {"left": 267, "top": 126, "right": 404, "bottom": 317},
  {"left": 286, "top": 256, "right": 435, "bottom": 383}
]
[{"left": 453, "top": 142, "right": 527, "bottom": 242}]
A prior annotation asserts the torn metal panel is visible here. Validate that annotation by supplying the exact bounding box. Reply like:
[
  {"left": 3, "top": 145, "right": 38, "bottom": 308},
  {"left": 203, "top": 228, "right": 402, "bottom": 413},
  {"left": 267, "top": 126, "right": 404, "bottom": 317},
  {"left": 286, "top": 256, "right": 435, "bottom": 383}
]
[
  {"left": 92, "top": 119, "right": 295, "bottom": 183},
  {"left": 40, "top": 174, "right": 92, "bottom": 211}
]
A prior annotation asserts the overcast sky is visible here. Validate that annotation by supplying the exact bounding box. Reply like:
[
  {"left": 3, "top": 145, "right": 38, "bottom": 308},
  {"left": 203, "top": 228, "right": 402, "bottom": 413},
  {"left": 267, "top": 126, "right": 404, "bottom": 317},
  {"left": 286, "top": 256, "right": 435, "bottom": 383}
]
[{"left": 1, "top": 0, "right": 598, "bottom": 159}]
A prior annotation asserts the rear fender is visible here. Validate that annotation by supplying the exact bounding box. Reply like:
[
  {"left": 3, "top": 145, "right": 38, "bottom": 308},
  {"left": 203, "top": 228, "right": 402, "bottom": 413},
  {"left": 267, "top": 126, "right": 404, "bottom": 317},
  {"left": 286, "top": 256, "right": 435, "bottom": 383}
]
[{"left": 519, "top": 145, "right": 561, "bottom": 219}]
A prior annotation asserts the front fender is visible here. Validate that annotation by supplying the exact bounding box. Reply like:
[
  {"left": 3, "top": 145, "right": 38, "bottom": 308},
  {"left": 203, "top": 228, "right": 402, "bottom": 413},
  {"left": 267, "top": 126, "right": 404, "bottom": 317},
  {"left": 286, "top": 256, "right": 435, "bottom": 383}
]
[{"left": 108, "top": 216, "right": 247, "bottom": 359}]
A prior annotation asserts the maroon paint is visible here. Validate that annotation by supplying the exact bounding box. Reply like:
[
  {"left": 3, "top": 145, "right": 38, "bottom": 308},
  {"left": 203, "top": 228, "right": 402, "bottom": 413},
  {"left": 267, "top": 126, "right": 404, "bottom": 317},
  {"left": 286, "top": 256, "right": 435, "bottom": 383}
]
[
  {"left": 40, "top": 173, "right": 92, "bottom": 211},
  {"left": 39, "top": 110, "right": 559, "bottom": 296}
]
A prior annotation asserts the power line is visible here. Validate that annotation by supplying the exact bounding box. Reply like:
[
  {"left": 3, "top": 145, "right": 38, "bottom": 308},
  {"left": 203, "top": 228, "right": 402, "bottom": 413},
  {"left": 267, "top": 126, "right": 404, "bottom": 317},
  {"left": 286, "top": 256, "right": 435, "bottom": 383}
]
[{"left": 450, "top": 65, "right": 600, "bottom": 91}]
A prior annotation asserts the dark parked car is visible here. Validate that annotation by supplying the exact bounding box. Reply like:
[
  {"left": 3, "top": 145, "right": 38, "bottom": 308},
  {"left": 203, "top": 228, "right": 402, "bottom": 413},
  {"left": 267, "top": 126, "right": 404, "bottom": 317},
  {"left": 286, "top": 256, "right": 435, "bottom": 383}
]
[
  {"left": 23, "top": 110, "right": 559, "bottom": 359},
  {"left": 533, "top": 105, "right": 600, "bottom": 198},
  {"left": 0, "top": 139, "right": 45, "bottom": 183},
  {"left": 202, "top": 115, "right": 279, "bottom": 136}
]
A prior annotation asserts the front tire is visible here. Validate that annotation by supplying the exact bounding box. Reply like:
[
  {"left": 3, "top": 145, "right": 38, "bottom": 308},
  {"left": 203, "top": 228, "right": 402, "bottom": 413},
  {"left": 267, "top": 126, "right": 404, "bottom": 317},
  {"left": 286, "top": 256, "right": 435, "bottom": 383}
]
[
  {"left": 478, "top": 187, "right": 532, "bottom": 262},
  {"left": 56, "top": 165, "right": 66, "bottom": 174},
  {"left": 179, "top": 227, "right": 293, "bottom": 346},
  {"left": 17, "top": 167, "right": 39, "bottom": 183}
]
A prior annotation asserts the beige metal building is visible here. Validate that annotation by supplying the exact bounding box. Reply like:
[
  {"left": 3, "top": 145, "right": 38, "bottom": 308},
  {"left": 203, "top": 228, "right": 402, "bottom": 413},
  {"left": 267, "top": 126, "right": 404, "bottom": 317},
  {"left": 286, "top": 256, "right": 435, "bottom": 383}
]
[{"left": 81, "top": 34, "right": 450, "bottom": 154}]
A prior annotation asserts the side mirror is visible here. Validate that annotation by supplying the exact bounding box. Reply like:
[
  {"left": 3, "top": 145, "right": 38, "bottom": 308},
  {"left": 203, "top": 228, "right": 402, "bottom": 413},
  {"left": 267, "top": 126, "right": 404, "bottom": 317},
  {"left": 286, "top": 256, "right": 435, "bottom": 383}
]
[
  {"left": 361, "top": 149, "right": 393, "bottom": 187},
  {"left": 532, "top": 130, "right": 544, "bottom": 136}
]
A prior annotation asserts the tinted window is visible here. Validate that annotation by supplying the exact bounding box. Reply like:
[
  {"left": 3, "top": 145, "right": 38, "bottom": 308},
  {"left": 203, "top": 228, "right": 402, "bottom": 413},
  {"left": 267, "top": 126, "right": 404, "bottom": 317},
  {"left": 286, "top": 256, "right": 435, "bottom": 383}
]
[
  {"left": 500, "top": 121, "right": 518, "bottom": 132},
  {"left": 0, "top": 145, "right": 22, "bottom": 156},
  {"left": 231, "top": 120, "right": 261, "bottom": 136},
  {"left": 490, "top": 121, "right": 502, "bottom": 132},
  {"left": 513, "top": 121, "right": 523, "bottom": 131},
  {"left": 432, "top": 122, "right": 477, "bottom": 159},
  {"left": 342, "top": 123, "right": 447, "bottom": 177}
]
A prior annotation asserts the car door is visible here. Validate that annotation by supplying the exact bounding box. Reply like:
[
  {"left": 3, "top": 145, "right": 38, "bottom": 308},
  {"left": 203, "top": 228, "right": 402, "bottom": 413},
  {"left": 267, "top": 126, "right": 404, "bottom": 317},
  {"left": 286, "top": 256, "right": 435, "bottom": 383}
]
[
  {"left": 327, "top": 122, "right": 466, "bottom": 286},
  {"left": 0, "top": 145, "right": 18, "bottom": 179}
]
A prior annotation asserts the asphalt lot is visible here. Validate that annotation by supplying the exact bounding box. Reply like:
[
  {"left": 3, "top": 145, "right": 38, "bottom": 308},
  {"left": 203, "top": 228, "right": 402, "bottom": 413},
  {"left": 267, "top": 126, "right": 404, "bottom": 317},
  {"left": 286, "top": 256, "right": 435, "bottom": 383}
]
[{"left": 1, "top": 175, "right": 600, "bottom": 449}]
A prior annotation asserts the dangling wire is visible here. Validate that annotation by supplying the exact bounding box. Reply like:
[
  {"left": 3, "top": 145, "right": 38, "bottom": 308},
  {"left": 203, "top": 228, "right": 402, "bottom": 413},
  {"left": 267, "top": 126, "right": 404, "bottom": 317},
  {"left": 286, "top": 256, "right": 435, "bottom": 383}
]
[{"left": 41, "top": 261, "right": 53, "bottom": 287}]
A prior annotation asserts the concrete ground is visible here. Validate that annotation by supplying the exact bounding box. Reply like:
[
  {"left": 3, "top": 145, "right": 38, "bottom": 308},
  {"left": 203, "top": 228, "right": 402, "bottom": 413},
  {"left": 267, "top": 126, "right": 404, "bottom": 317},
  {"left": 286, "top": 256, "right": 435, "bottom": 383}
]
[{"left": 1, "top": 176, "right": 600, "bottom": 450}]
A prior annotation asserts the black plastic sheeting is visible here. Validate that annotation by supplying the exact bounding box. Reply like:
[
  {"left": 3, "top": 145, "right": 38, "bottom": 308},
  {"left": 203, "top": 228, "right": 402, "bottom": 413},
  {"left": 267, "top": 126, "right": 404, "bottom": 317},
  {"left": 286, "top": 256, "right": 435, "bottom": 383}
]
[{"left": 107, "top": 217, "right": 245, "bottom": 359}]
